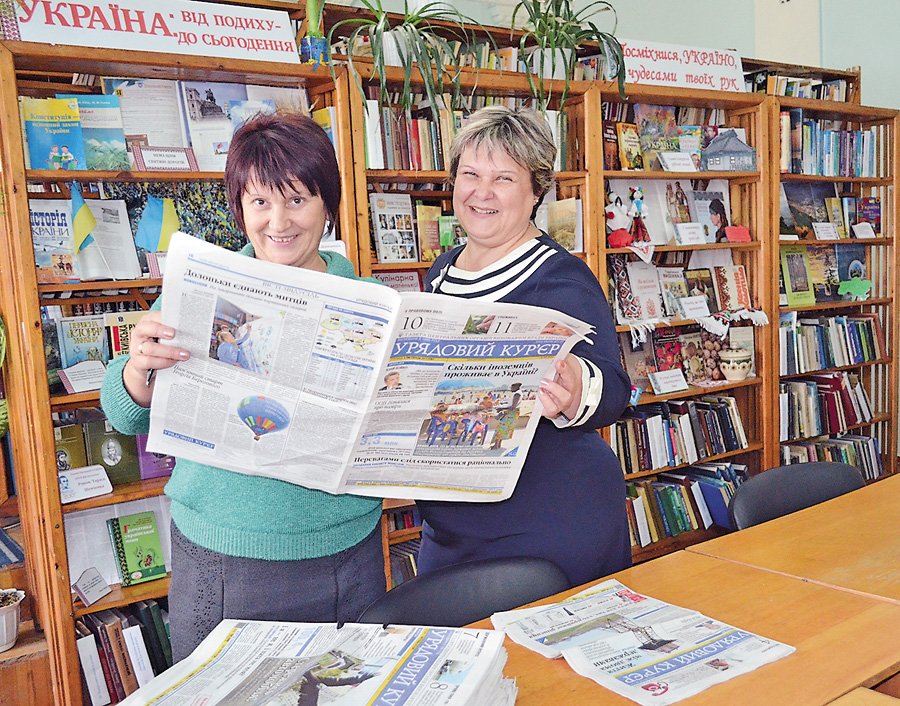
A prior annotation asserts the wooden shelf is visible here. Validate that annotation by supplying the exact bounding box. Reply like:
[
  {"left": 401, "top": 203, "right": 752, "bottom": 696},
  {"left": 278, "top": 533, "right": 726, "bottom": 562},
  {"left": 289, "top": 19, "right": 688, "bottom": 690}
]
[
  {"left": 73, "top": 576, "right": 170, "bottom": 618},
  {"left": 624, "top": 442, "right": 765, "bottom": 481},
  {"left": 781, "top": 297, "right": 893, "bottom": 314},
  {"left": 779, "top": 173, "right": 893, "bottom": 186},
  {"left": 629, "top": 377, "right": 763, "bottom": 405},
  {"left": 61, "top": 477, "right": 168, "bottom": 513},
  {"left": 606, "top": 241, "right": 760, "bottom": 254},
  {"left": 780, "top": 411, "right": 892, "bottom": 444},
  {"left": 603, "top": 169, "right": 759, "bottom": 181},
  {"left": 387, "top": 528, "right": 422, "bottom": 545},
  {"left": 781, "top": 357, "right": 893, "bottom": 379}
]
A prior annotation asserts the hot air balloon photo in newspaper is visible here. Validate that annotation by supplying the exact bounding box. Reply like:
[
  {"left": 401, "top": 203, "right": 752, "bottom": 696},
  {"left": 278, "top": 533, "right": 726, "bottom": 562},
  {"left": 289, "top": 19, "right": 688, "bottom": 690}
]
[{"left": 237, "top": 395, "right": 291, "bottom": 441}]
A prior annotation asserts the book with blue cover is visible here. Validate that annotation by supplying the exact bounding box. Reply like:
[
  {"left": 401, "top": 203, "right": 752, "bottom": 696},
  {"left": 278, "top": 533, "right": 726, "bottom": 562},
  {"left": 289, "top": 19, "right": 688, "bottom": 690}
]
[
  {"left": 56, "top": 94, "right": 129, "bottom": 170},
  {"left": 20, "top": 96, "right": 86, "bottom": 170}
]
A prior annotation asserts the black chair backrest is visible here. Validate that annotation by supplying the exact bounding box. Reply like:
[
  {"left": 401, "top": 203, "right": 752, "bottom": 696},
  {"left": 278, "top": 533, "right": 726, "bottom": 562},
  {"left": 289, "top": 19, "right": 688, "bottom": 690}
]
[
  {"left": 727, "top": 461, "right": 865, "bottom": 531},
  {"left": 357, "top": 556, "right": 571, "bottom": 627}
]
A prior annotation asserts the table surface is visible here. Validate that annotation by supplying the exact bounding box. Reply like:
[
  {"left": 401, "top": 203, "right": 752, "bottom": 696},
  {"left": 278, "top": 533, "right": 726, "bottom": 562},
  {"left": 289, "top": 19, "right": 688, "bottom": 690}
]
[
  {"left": 474, "top": 551, "right": 900, "bottom": 706},
  {"left": 830, "top": 689, "right": 900, "bottom": 705},
  {"left": 686, "top": 474, "right": 900, "bottom": 602}
]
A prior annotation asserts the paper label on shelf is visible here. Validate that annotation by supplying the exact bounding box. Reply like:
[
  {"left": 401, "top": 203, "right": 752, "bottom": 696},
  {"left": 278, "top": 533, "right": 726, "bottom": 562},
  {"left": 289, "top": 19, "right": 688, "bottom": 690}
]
[
  {"left": 12, "top": 0, "right": 300, "bottom": 65},
  {"left": 620, "top": 38, "right": 745, "bottom": 92},
  {"left": 59, "top": 465, "right": 113, "bottom": 504},
  {"left": 649, "top": 368, "right": 689, "bottom": 395},
  {"left": 71, "top": 567, "right": 112, "bottom": 607}
]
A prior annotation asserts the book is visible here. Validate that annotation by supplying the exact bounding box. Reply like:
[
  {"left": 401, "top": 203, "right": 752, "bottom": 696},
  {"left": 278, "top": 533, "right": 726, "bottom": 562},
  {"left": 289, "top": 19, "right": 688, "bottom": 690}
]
[
  {"left": 105, "top": 310, "right": 145, "bottom": 359},
  {"left": 136, "top": 434, "right": 176, "bottom": 480},
  {"left": 625, "top": 260, "right": 665, "bottom": 320},
  {"left": 20, "top": 96, "right": 86, "bottom": 170},
  {"left": 178, "top": 80, "right": 250, "bottom": 171},
  {"left": 438, "top": 214, "right": 467, "bottom": 249},
  {"left": 857, "top": 196, "right": 881, "bottom": 236},
  {"left": 633, "top": 103, "right": 679, "bottom": 170},
  {"left": 55, "top": 423, "right": 88, "bottom": 472},
  {"left": 547, "top": 198, "right": 583, "bottom": 252},
  {"left": 615, "top": 122, "right": 644, "bottom": 170},
  {"left": 618, "top": 331, "right": 657, "bottom": 393},
  {"left": 56, "top": 94, "right": 129, "bottom": 171},
  {"left": 102, "top": 77, "right": 189, "bottom": 153},
  {"left": 414, "top": 204, "right": 442, "bottom": 262},
  {"left": 602, "top": 121, "right": 621, "bottom": 170},
  {"left": 106, "top": 510, "right": 167, "bottom": 587},
  {"left": 678, "top": 329, "right": 707, "bottom": 385},
  {"left": 652, "top": 327, "right": 683, "bottom": 372},
  {"left": 77, "top": 199, "right": 143, "bottom": 281},
  {"left": 369, "top": 193, "right": 418, "bottom": 263},
  {"left": 656, "top": 266, "right": 689, "bottom": 318},
  {"left": 83, "top": 419, "right": 141, "bottom": 486},
  {"left": 57, "top": 315, "right": 110, "bottom": 369},
  {"left": 95, "top": 608, "right": 140, "bottom": 696},
  {"left": 805, "top": 244, "right": 842, "bottom": 303},
  {"left": 82, "top": 612, "right": 125, "bottom": 701},
  {"left": 711, "top": 265, "right": 752, "bottom": 312},
  {"left": 824, "top": 196, "right": 848, "bottom": 239},
  {"left": 144, "top": 599, "right": 173, "bottom": 669},
  {"left": 781, "top": 181, "right": 837, "bottom": 240},
  {"left": 780, "top": 244, "right": 816, "bottom": 307},
  {"left": 29, "top": 198, "right": 75, "bottom": 283},
  {"left": 834, "top": 242, "right": 867, "bottom": 299},
  {"left": 75, "top": 619, "right": 112, "bottom": 706},
  {"left": 689, "top": 190, "right": 729, "bottom": 244},
  {"left": 131, "top": 601, "right": 168, "bottom": 676},
  {"left": 684, "top": 267, "right": 719, "bottom": 313}
]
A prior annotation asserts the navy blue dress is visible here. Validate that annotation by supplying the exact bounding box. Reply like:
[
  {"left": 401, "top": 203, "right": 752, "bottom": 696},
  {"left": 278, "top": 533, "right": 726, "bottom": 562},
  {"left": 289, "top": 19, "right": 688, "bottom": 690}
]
[{"left": 416, "top": 234, "right": 632, "bottom": 586}]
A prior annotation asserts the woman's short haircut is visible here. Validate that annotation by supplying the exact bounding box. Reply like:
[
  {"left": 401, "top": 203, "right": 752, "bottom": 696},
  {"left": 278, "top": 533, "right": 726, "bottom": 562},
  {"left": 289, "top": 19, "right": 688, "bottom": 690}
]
[
  {"left": 225, "top": 112, "right": 341, "bottom": 236},
  {"left": 448, "top": 106, "right": 557, "bottom": 207}
]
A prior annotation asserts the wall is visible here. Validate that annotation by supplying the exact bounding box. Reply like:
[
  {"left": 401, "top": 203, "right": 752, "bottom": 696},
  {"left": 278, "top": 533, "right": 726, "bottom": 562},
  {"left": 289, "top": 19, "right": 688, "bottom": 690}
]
[
  {"left": 753, "top": 0, "right": 820, "bottom": 67},
  {"left": 820, "top": 0, "right": 900, "bottom": 109}
]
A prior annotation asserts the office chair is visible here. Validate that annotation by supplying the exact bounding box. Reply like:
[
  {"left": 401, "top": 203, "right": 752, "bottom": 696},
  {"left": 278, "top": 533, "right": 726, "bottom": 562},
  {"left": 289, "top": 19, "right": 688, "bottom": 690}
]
[
  {"left": 727, "top": 461, "right": 865, "bottom": 531},
  {"left": 356, "top": 556, "right": 572, "bottom": 627}
]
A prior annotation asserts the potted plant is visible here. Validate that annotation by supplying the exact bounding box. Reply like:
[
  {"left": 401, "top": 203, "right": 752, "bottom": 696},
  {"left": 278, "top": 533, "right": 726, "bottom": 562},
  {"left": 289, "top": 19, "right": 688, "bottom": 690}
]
[
  {"left": 299, "top": 0, "right": 330, "bottom": 68},
  {"left": 511, "top": 0, "right": 625, "bottom": 112},
  {"left": 327, "top": 0, "right": 487, "bottom": 123}
]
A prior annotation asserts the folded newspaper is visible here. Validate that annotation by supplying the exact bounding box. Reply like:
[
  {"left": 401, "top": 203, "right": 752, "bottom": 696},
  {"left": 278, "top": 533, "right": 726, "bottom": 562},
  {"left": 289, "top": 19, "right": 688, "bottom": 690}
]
[
  {"left": 119, "top": 620, "right": 516, "bottom": 706},
  {"left": 147, "top": 232, "right": 594, "bottom": 501},
  {"left": 491, "top": 579, "right": 795, "bottom": 706}
]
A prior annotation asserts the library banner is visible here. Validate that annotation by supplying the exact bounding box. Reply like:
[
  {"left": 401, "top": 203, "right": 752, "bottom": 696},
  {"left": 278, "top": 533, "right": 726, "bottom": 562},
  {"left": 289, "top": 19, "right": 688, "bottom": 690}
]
[
  {"left": 620, "top": 38, "right": 745, "bottom": 93},
  {"left": 9, "top": 0, "right": 300, "bottom": 65}
]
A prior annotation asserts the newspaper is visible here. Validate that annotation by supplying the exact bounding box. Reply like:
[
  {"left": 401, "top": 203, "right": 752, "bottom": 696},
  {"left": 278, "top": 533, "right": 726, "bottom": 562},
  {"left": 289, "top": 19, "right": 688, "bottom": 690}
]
[
  {"left": 146, "top": 232, "right": 593, "bottom": 501},
  {"left": 491, "top": 579, "right": 795, "bottom": 706},
  {"left": 119, "top": 620, "right": 516, "bottom": 706}
]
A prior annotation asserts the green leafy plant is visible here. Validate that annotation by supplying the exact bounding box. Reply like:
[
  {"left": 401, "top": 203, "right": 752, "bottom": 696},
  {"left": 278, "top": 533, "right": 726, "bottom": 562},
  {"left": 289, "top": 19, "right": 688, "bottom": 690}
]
[
  {"left": 511, "top": 0, "right": 625, "bottom": 111},
  {"left": 305, "top": 0, "right": 324, "bottom": 39},
  {"left": 327, "top": 0, "right": 487, "bottom": 123}
]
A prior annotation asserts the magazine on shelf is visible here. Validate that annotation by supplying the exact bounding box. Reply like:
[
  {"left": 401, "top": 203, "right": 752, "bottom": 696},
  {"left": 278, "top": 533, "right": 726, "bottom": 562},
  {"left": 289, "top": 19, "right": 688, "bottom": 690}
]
[
  {"left": 118, "top": 620, "right": 514, "bottom": 706},
  {"left": 491, "top": 578, "right": 794, "bottom": 706},
  {"left": 147, "top": 233, "right": 593, "bottom": 502}
]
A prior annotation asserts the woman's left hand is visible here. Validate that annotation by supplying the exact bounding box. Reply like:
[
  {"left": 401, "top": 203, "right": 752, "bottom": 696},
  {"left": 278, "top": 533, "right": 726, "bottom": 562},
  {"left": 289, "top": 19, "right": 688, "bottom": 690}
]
[{"left": 538, "top": 354, "right": 582, "bottom": 421}]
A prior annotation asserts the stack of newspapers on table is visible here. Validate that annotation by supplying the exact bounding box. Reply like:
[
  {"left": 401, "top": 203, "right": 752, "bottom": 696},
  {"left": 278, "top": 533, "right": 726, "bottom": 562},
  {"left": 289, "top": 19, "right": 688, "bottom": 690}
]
[
  {"left": 119, "top": 620, "right": 515, "bottom": 706},
  {"left": 492, "top": 579, "right": 794, "bottom": 706}
]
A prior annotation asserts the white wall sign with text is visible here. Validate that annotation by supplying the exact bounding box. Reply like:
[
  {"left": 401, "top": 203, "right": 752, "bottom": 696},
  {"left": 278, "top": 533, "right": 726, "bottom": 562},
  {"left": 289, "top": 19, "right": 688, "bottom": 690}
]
[
  {"left": 620, "top": 38, "right": 744, "bottom": 93},
  {"left": 12, "top": 0, "right": 299, "bottom": 65}
]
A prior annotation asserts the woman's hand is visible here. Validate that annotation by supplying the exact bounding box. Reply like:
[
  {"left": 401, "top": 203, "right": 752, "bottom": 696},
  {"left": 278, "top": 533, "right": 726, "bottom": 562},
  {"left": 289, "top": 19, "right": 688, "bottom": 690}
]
[
  {"left": 538, "top": 354, "right": 582, "bottom": 422},
  {"left": 122, "top": 311, "right": 190, "bottom": 407}
]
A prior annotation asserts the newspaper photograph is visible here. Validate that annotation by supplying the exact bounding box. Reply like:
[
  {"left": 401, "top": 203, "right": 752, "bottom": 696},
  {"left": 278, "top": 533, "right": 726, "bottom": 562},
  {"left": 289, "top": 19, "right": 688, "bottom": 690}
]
[
  {"left": 491, "top": 579, "right": 795, "bottom": 706},
  {"left": 146, "top": 232, "right": 593, "bottom": 501},
  {"left": 119, "top": 620, "right": 516, "bottom": 706}
]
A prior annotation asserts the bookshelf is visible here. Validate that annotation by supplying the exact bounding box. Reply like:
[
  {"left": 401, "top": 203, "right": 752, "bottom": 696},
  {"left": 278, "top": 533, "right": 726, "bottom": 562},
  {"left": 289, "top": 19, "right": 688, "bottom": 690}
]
[
  {"left": 0, "top": 40, "right": 360, "bottom": 706},
  {"left": 769, "top": 96, "right": 899, "bottom": 479},
  {"left": 592, "top": 82, "right": 774, "bottom": 562}
]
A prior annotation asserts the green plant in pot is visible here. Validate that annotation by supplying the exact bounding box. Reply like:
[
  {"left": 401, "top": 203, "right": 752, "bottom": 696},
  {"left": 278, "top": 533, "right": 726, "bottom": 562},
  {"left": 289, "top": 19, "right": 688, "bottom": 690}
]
[
  {"left": 327, "top": 0, "right": 487, "bottom": 123},
  {"left": 300, "top": 0, "right": 330, "bottom": 68},
  {"left": 511, "top": 0, "right": 625, "bottom": 112}
]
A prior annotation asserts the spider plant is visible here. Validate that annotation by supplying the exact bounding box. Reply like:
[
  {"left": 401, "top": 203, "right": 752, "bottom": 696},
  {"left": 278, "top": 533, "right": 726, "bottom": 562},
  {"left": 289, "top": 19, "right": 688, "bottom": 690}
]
[
  {"left": 327, "top": 0, "right": 488, "bottom": 123},
  {"left": 511, "top": 0, "right": 625, "bottom": 112}
]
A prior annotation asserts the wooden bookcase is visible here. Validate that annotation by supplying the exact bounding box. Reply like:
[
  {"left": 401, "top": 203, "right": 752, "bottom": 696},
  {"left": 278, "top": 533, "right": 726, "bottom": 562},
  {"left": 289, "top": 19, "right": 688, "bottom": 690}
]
[
  {"left": 0, "top": 40, "right": 359, "bottom": 706},
  {"left": 767, "top": 96, "right": 899, "bottom": 478}
]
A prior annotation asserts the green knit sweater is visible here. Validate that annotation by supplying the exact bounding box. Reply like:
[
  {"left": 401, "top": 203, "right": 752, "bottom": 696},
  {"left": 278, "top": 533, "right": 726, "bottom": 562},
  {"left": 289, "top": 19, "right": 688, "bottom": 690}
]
[{"left": 100, "top": 245, "right": 382, "bottom": 560}]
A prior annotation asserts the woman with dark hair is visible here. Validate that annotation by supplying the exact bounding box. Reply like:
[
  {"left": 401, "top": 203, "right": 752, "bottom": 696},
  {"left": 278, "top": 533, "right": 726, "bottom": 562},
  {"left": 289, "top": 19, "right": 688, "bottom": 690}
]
[
  {"left": 419, "top": 106, "right": 631, "bottom": 587},
  {"left": 100, "top": 112, "right": 384, "bottom": 661},
  {"left": 708, "top": 197, "right": 729, "bottom": 242}
]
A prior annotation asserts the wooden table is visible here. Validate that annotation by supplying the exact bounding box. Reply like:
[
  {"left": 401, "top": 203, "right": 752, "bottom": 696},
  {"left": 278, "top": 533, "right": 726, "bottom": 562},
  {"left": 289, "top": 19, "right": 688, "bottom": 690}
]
[
  {"left": 687, "top": 474, "right": 900, "bottom": 602},
  {"left": 830, "top": 689, "right": 900, "bottom": 704},
  {"left": 474, "top": 551, "right": 900, "bottom": 705}
]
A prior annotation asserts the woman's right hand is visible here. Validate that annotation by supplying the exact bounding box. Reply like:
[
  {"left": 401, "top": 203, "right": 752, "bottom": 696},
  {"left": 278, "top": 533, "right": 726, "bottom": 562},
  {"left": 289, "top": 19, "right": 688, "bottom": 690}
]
[{"left": 122, "top": 311, "right": 190, "bottom": 407}]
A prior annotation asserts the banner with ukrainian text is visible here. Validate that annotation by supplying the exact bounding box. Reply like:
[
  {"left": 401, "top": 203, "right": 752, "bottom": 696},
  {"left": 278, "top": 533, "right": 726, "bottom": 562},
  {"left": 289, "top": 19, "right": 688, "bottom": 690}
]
[
  {"left": 12, "top": 0, "right": 299, "bottom": 64},
  {"left": 620, "top": 38, "right": 744, "bottom": 92}
]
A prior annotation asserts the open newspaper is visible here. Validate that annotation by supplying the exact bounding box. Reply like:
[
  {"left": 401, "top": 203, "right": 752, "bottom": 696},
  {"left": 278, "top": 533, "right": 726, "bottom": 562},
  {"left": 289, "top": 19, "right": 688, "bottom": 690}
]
[
  {"left": 491, "top": 579, "right": 795, "bottom": 706},
  {"left": 119, "top": 620, "right": 516, "bottom": 706},
  {"left": 147, "top": 232, "right": 593, "bottom": 501}
]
